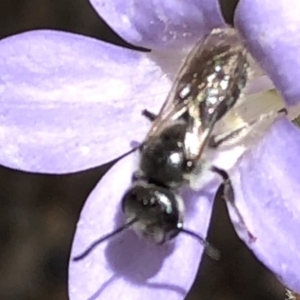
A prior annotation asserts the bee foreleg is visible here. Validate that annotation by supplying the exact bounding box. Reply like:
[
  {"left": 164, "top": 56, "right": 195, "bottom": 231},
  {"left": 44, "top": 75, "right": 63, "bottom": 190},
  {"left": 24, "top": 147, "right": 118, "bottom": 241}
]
[
  {"left": 211, "top": 166, "right": 256, "bottom": 243},
  {"left": 142, "top": 109, "right": 157, "bottom": 122}
]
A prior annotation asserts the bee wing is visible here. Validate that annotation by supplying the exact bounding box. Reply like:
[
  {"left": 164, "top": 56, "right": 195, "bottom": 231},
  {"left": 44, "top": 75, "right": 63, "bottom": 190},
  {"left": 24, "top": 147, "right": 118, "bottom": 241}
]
[
  {"left": 178, "top": 28, "right": 250, "bottom": 162},
  {"left": 146, "top": 27, "right": 248, "bottom": 141},
  {"left": 145, "top": 58, "right": 193, "bottom": 140}
]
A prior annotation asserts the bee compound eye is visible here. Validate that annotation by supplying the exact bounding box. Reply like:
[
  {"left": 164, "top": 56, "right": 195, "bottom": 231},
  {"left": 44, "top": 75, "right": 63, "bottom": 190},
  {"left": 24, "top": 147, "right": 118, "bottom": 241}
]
[{"left": 122, "top": 184, "right": 152, "bottom": 213}]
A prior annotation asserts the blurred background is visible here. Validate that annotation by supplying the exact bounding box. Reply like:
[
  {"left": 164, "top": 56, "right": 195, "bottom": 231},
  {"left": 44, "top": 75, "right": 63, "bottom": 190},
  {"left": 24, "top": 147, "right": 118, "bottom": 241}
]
[{"left": 0, "top": 0, "right": 290, "bottom": 299}]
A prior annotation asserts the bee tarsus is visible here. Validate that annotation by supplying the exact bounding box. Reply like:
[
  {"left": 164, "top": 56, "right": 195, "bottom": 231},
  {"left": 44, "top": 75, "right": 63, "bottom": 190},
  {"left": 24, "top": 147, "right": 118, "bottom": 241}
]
[{"left": 142, "top": 109, "right": 157, "bottom": 122}]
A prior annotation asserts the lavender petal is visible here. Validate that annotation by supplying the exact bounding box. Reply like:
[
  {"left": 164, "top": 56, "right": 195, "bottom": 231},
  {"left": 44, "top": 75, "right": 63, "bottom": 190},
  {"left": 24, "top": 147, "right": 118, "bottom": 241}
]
[
  {"left": 235, "top": 0, "right": 300, "bottom": 106},
  {"left": 229, "top": 117, "right": 300, "bottom": 292},
  {"left": 90, "top": 0, "right": 225, "bottom": 50},
  {"left": 0, "top": 30, "right": 171, "bottom": 173},
  {"left": 69, "top": 153, "right": 218, "bottom": 300}
]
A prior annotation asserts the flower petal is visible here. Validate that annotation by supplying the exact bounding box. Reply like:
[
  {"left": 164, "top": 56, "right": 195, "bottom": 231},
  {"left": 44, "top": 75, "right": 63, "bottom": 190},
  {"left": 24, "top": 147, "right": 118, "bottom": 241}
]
[
  {"left": 90, "top": 0, "right": 225, "bottom": 50},
  {"left": 0, "top": 30, "right": 171, "bottom": 173},
  {"left": 235, "top": 0, "right": 300, "bottom": 106},
  {"left": 229, "top": 117, "right": 300, "bottom": 292},
  {"left": 69, "top": 153, "right": 217, "bottom": 300}
]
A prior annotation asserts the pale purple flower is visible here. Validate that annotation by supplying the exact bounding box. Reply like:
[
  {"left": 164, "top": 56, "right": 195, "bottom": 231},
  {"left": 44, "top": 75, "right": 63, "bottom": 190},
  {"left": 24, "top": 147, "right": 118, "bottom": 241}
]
[{"left": 0, "top": 0, "right": 300, "bottom": 299}]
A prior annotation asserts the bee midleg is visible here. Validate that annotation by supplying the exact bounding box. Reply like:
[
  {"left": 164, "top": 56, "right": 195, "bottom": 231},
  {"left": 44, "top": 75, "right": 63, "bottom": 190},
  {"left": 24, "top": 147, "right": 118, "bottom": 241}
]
[
  {"left": 210, "top": 166, "right": 256, "bottom": 243},
  {"left": 142, "top": 109, "right": 157, "bottom": 122},
  {"left": 209, "top": 107, "right": 288, "bottom": 148},
  {"left": 209, "top": 125, "right": 248, "bottom": 148}
]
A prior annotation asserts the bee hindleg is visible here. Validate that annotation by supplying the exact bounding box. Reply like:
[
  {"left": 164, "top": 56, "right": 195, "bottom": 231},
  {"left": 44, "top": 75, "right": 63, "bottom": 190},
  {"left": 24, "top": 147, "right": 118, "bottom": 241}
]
[
  {"left": 211, "top": 166, "right": 256, "bottom": 243},
  {"left": 142, "top": 109, "right": 157, "bottom": 122}
]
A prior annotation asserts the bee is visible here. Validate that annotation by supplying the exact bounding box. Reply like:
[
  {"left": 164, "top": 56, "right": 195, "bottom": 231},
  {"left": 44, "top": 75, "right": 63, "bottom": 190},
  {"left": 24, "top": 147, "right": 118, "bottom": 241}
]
[{"left": 73, "top": 27, "right": 283, "bottom": 262}]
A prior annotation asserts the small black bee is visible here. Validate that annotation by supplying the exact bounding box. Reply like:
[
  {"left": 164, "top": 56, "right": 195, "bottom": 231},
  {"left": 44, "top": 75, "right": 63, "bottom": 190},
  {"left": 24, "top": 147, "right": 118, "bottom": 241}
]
[{"left": 73, "top": 27, "right": 268, "bottom": 262}]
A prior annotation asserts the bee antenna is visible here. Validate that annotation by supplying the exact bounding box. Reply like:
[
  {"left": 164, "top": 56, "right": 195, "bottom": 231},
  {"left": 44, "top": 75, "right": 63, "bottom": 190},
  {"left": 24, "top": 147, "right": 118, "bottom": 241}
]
[
  {"left": 72, "top": 218, "right": 138, "bottom": 262},
  {"left": 180, "top": 228, "right": 221, "bottom": 260}
]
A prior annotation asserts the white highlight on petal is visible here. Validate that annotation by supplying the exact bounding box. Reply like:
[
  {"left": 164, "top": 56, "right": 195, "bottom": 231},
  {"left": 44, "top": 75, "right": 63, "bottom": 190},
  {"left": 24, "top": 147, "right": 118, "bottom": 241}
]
[{"left": 80, "top": 146, "right": 90, "bottom": 156}]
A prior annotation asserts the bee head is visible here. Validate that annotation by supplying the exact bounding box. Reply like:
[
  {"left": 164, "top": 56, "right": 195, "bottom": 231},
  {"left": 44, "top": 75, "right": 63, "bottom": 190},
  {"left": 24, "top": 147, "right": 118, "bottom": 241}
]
[{"left": 121, "top": 182, "right": 184, "bottom": 244}]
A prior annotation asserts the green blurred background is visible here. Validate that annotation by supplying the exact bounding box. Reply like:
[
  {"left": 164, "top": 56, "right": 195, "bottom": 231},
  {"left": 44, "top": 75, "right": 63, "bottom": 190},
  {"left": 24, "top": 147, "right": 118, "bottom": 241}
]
[{"left": 0, "top": 1, "right": 288, "bottom": 299}]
